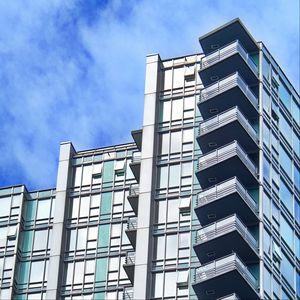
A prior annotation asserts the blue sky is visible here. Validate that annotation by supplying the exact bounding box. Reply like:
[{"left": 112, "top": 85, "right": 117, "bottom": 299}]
[{"left": 0, "top": 0, "right": 299, "bottom": 190}]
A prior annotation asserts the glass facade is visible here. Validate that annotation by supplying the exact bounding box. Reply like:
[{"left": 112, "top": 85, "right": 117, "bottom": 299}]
[{"left": 0, "top": 19, "right": 299, "bottom": 300}]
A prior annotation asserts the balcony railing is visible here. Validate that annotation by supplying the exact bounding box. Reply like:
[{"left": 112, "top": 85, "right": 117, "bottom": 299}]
[
  {"left": 197, "top": 177, "right": 258, "bottom": 213},
  {"left": 200, "top": 40, "right": 258, "bottom": 75},
  {"left": 127, "top": 217, "right": 137, "bottom": 230},
  {"left": 129, "top": 184, "right": 139, "bottom": 196},
  {"left": 123, "top": 288, "right": 133, "bottom": 300},
  {"left": 217, "top": 293, "right": 241, "bottom": 300},
  {"left": 199, "top": 106, "right": 258, "bottom": 143},
  {"left": 194, "top": 253, "right": 258, "bottom": 290},
  {"left": 125, "top": 251, "right": 136, "bottom": 265},
  {"left": 195, "top": 214, "right": 258, "bottom": 252},
  {"left": 198, "top": 141, "right": 257, "bottom": 176},
  {"left": 199, "top": 72, "right": 258, "bottom": 108}
]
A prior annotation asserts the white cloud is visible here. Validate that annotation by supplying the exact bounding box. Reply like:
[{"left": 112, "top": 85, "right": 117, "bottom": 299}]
[{"left": 0, "top": 0, "right": 298, "bottom": 189}]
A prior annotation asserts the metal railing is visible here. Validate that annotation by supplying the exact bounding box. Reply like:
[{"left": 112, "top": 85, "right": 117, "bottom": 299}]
[
  {"left": 127, "top": 217, "right": 137, "bottom": 230},
  {"left": 200, "top": 40, "right": 258, "bottom": 75},
  {"left": 217, "top": 293, "right": 241, "bottom": 300},
  {"left": 129, "top": 184, "right": 139, "bottom": 196},
  {"left": 123, "top": 288, "right": 133, "bottom": 300},
  {"left": 197, "top": 177, "right": 258, "bottom": 214},
  {"left": 198, "top": 141, "right": 257, "bottom": 176},
  {"left": 198, "top": 106, "right": 258, "bottom": 144},
  {"left": 194, "top": 253, "right": 258, "bottom": 291},
  {"left": 195, "top": 214, "right": 258, "bottom": 252},
  {"left": 199, "top": 72, "right": 258, "bottom": 110},
  {"left": 132, "top": 152, "right": 141, "bottom": 163},
  {"left": 125, "top": 251, "right": 136, "bottom": 265}
]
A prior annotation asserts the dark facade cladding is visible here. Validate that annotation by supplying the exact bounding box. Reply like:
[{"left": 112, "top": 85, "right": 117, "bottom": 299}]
[{"left": 0, "top": 18, "right": 299, "bottom": 300}]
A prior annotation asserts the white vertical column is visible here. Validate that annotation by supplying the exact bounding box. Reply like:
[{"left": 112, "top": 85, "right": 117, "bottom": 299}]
[
  {"left": 133, "top": 54, "right": 161, "bottom": 300},
  {"left": 46, "top": 142, "right": 75, "bottom": 299}
]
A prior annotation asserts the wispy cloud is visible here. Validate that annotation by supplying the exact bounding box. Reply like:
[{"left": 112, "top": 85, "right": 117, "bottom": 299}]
[{"left": 0, "top": 0, "right": 299, "bottom": 190}]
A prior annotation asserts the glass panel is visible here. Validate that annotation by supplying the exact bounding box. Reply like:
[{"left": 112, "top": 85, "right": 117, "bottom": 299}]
[
  {"left": 278, "top": 80, "right": 291, "bottom": 111},
  {"left": 74, "top": 261, "right": 84, "bottom": 284},
  {"left": 172, "top": 99, "right": 183, "bottom": 120},
  {"left": 173, "top": 68, "right": 184, "bottom": 88},
  {"left": 280, "top": 179, "right": 293, "bottom": 214},
  {"left": 159, "top": 133, "right": 169, "bottom": 155},
  {"left": 166, "top": 235, "right": 177, "bottom": 258},
  {"left": 95, "top": 258, "right": 107, "bottom": 286},
  {"left": 0, "top": 197, "right": 11, "bottom": 217},
  {"left": 154, "top": 273, "right": 163, "bottom": 298},
  {"left": 82, "top": 165, "right": 93, "bottom": 186},
  {"left": 158, "top": 166, "right": 168, "bottom": 189},
  {"left": 167, "top": 199, "right": 178, "bottom": 223},
  {"left": 102, "top": 161, "right": 114, "bottom": 183},
  {"left": 100, "top": 192, "right": 112, "bottom": 216},
  {"left": 164, "top": 271, "right": 176, "bottom": 297},
  {"left": 280, "top": 146, "right": 292, "bottom": 177},
  {"left": 281, "top": 216, "right": 294, "bottom": 251},
  {"left": 30, "top": 261, "right": 44, "bottom": 283},
  {"left": 281, "top": 252, "right": 294, "bottom": 288},
  {"left": 156, "top": 236, "right": 165, "bottom": 260},
  {"left": 169, "top": 164, "right": 180, "bottom": 187},
  {"left": 33, "top": 230, "right": 48, "bottom": 251},
  {"left": 170, "top": 131, "right": 181, "bottom": 153},
  {"left": 164, "top": 69, "right": 172, "bottom": 90},
  {"left": 36, "top": 199, "right": 51, "bottom": 220}
]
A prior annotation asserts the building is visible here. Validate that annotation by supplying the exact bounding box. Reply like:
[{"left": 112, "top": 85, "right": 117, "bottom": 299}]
[{"left": 0, "top": 18, "right": 299, "bottom": 300}]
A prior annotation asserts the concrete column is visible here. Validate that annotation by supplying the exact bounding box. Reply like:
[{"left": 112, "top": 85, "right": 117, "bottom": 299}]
[
  {"left": 46, "top": 142, "right": 75, "bottom": 299},
  {"left": 133, "top": 54, "right": 161, "bottom": 300}
]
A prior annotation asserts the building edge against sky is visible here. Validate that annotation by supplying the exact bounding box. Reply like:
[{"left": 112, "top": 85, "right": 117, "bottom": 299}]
[{"left": 0, "top": 18, "right": 299, "bottom": 300}]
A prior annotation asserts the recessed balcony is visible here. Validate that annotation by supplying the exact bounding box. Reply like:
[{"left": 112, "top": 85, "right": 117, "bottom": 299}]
[
  {"left": 199, "top": 18, "right": 258, "bottom": 56},
  {"left": 197, "top": 106, "right": 258, "bottom": 153},
  {"left": 194, "top": 214, "right": 259, "bottom": 264},
  {"left": 196, "top": 141, "right": 258, "bottom": 189},
  {"left": 127, "top": 184, "right": 139, "bottom": 215},
  {"left": 199, "top": 40, "right": 258, "bottom": 86},
  {"left": 123, "top": 251, "right": 135, "bottom": 284},
  {"left": 125, "top": 217, "right": 137, "bottom": 249},
  {"left": 195, "top": 177, "right": 259, "bottom": 226},
  {"left": 129, "top": 152, "right": 141, "bottom": 182},
  {"left": 198, "top": 72, "right": 258, "bottom": 120},
  {"left": 192, "top": 253, "right": 259, "bottom": 300}
]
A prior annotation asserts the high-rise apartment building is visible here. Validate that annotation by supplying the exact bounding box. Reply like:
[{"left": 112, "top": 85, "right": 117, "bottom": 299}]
[{"left": 0, "top": 18, "right": 299, "bottom": 300}]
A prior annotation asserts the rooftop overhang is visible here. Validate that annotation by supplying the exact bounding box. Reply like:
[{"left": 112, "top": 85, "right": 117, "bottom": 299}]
[{"left": 199, "top": 18, "right": 258, "bottom": 55}]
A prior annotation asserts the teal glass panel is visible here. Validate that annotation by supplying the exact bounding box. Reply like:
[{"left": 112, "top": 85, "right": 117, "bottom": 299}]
[
  {"left": 24, "top": 201, "right": 37, "bottom": 222},
  {"left": 97, "top": 224, "right": 110, "bottom": 253},
  {"left": 17, "top": 261, "right": 30, "bottom": 285},
  {"left": 14, "top": 294, "right": 26, "bottom": 300},
  {"left": 95, "top": 258, "right": 107, "bottom": 287},
  {"left": 102, "top": 161, "right": 114, "bottom": 187},
  {"left": 100, "top": 192, "right": 112, "bottom": 217},
  {"left": 20, "top": 231, "right": 33, "bottom": 254},
  {"left": 94, "top": 292, "right": 105, "bottom": 300}
]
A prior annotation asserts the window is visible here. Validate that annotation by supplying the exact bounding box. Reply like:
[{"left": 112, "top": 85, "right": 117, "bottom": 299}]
[
  {"left": 262, "top": 56, "right": 270, "bottom": 81},
  {"left": 179, "top": 197, "right": 191, "bottom": 211},
  {"left": 280, "top": 179, "right": 293, "bottom": 214},
  {"left": 281, "top": 252, "right": 294, "bottom": 288},
  {"left": 164, "top": 271, "right": 176, "bottom": 297},
  {"left": 278, "top": 80, "right": 291, "bottom": 111},
  {"left": 279, "top": 145, "right": 292, "bottom": 177},
  {"left": 281, "top": 216, "right": 294, "bottom": 251},
  {"left": 177, "top": 270, "right": 189, "bottom": 286}
]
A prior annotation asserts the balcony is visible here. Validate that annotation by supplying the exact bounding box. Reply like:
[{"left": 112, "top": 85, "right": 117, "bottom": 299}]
[
  {"left": 129, "top": 152, "right": 141, "bottom": 182},
  {"left": 127, "top": 184, "right": 139, "bottom": 215},
  {"left": 199, "top": 40, "right": 258, "bottom": 86},
  {"left": 125, "top": 217, "right": 137, "bottom": 249},
  {"left": 123, "top": 251, "right": 135, "bottom": 284},
  {"left": 194, "top": 214, "right": 259, "bottom": 264},
  {"left": 199, "top": 18, "right": 258, "bottom": 56},
  {"left": 131, "top": 129, "right": 143, "bottom": 151},
  {"left": 197, "top": 106, "right": 258, "bottom": 153},
  {"left": 193, "top": 253, "right": 259, "bottom": 300},
  {"left": 198, "top": 72, "right": 258, "bottom": 120},
  {"left": 196, "top": 141, "right": 258, "bottom": 189},
  {"left": 195, "top": 177, "right": 258, "bottom": 226}
]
